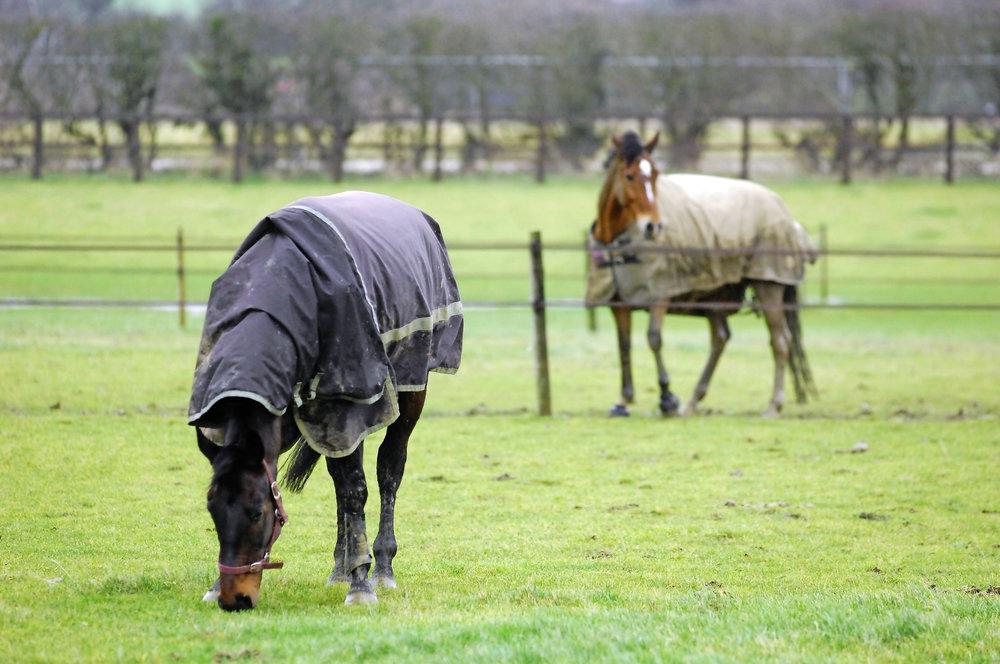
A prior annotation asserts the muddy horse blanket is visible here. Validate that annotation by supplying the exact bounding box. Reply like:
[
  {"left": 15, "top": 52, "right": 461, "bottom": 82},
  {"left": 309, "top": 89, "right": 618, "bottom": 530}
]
[
  {"left": 586, "top": 174, "right": 815, "bottom": 306},
  {"left": 189, "top": 192, "right": 463, "bottom": 457}
]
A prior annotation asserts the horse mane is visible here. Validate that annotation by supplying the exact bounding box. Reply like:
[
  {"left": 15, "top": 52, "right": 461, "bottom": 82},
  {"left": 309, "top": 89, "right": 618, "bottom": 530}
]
[{"left": 617, "top": 131, "right": 645, "bottom": 164}]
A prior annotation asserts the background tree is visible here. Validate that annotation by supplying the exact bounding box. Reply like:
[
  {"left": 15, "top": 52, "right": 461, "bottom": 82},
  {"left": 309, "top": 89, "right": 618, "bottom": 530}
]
[
  {"left": 637, "top": 11, "right": 757, "bottom": 170},
  {"left": 0, "top": 18, "right": 49, "bottom": 179},
  {"left": 106, "top": 14, "right": 167, "bottom": 182},
  {"left": 395, "top": 14, "right": 448, "bottom": 175},
  {"left": 193, "top": 12, "right": 275, "bottom": 182},
  {"left": 296, "top": 13, "right": 366, "bottom": 182},
  {"left": 547, "top": 15, "right": 608, "bottom": 171}
]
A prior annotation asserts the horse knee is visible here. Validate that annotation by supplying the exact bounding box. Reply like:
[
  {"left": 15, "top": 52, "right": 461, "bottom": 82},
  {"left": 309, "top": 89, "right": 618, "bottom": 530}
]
[
  {"left": 647, "top": 329, "right": 661, "bottom": 351},
  {"left": 770, "top": 334, "right": 789, "bottom": 358},
  {"left": 716, "top": 324, "right": 731, "bottom": 346},
  {"left": 331, "top": 477, "right": 368, "bottom": 512}
]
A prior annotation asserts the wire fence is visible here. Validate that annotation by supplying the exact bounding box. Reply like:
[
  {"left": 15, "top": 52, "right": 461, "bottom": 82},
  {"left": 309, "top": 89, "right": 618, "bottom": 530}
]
[
  {"left": 3, "top": 230, "right": 998, "bottom": 414},
  {"left": 2, "top": 230, "right": 998, "bottom": 314}
]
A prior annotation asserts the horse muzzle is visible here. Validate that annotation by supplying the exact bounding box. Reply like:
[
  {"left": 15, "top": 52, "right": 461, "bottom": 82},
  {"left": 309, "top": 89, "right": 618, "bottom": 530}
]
[{"left": 217, "top": 572, "right": 261, "bottom": 612}]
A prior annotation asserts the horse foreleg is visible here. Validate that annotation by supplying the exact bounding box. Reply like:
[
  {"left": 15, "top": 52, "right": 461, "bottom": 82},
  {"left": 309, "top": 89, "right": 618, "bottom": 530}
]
[
  {"left": 683, "top": 314, "right": 731, "bottom": 416},
  {"left": 327, "top": 503, "right": 349, "bottom": 585},
  {"left": 647, "top": 303, "right": 679, "bottom": 415},
  {"left": 757, "top": 284, "right": 789, "bottom": 417},
  {"left": 610, "top": 305, "right": 634, "bottom": 416},
  {"left": 372, "top": 390, "right": 426, "bottom": 589},
  {"left": 326, "top": 445, "right": 376, "bottom": 605}
]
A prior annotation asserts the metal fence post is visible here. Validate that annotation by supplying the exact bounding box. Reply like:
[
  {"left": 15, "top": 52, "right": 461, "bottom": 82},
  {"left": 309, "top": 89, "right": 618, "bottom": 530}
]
[
  {"left": 819, "top": 224, "right": 829, "bottom": 305},
  {"left": 529, "top": 231, "right": 552, "bottom": 416},
  {"left": 176, "top": 227, "right": 186, "bottom": 328}
]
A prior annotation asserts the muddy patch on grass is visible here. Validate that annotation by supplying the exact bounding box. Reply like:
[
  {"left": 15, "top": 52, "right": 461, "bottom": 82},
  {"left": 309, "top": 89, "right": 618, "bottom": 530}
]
[
  {"left": 214, "top": 648, "right": 261, "bottom": 662},
  {"left": 859, "top": 511, "right": 889, "bottom": 521}
]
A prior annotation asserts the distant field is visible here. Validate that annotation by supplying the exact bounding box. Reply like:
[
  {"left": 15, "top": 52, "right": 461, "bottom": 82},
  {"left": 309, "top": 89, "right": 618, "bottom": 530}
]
[
  {"left": 0, "top": 176, "right": 998, "bottom": 661},
  {"left": 1, "top": 176, "right": 998, "bottom": 306}
]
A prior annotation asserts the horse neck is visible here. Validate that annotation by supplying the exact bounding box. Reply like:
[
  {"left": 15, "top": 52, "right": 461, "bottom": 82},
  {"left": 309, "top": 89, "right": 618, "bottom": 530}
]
[{"left": 594, "top": 161, "right": 630, "bottom": 245}]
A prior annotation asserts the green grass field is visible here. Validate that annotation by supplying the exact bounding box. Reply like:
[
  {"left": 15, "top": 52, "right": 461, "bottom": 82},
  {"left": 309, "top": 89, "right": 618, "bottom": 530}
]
[{"left": 1, "top": 175, "right": 998, "bottom": 661}]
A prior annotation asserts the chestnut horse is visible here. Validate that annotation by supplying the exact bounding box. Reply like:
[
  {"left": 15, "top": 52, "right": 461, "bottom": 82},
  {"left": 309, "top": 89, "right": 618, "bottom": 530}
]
[{"left": 593, "top": 131, "right": 816, "bottom": 417}]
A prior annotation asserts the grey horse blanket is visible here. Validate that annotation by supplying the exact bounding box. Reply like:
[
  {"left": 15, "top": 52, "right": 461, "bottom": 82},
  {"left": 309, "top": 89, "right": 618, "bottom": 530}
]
[
  {"left": 586, "top": 174, "right": 815, "bottom": 305},
  {"left": 188, "top": 192, "right": 463, "bottom": 457}
]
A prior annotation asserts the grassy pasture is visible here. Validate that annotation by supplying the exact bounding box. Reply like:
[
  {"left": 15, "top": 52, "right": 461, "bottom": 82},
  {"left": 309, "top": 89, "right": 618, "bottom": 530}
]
[{"left": 0, "top": 176, "right": 998, "bottom": 661}]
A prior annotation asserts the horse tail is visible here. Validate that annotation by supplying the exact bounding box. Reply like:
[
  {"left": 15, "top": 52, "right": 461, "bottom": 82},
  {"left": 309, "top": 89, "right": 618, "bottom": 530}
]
[
  {"left": 784, "top": 285, "right": 818, "bottom": 403},
  {"left": 281, "top": 438, "right": 321, "bottom": 493}
]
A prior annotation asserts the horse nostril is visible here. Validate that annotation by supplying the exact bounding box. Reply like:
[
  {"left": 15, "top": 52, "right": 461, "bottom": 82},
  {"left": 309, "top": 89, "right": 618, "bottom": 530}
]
[{"left": 219, "top": 593, "right": 255, "bottom": 612}]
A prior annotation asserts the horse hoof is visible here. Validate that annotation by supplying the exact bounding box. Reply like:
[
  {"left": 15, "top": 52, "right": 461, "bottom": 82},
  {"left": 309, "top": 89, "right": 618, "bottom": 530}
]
[
  {"left": 659, "top": 394, "right": 681, "bottom": 416},
  {"left": 609, "top": 404, "right": 630, "bottom": 417},
  {"left": 372, "top": 573, "right": 397, "bottom": 589},
  {"left": 327, "top": 571, "right": 350, "bottom": 586},
  {"left": 344, "top": 589, "right": 378, "bottom": 606},
  {"left": 761, "top": 406, "right": 781, "bottom": 419}
]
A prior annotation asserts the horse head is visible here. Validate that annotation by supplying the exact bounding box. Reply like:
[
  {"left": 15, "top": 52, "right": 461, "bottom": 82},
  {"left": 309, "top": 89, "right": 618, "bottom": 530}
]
[
  {"left": 595, "top": 130, "right": 661, "bottom": 244},
  {"left": 197, "top": 401, "right": 286, "bottom": 612}
]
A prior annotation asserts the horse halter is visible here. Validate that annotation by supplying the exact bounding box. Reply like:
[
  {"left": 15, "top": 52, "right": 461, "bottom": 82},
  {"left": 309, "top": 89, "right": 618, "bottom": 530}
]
[{"left": 216, "top": 460, "right": 289, "bottom": 575}]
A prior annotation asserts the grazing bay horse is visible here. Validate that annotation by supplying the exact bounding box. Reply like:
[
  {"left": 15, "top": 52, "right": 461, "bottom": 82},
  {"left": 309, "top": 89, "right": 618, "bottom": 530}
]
[
  {"left": 190, "top": 193, "right": 463, "bottom": 610},
  {"left": 589, "top": 131, "right": 816, "bottom": 417}
]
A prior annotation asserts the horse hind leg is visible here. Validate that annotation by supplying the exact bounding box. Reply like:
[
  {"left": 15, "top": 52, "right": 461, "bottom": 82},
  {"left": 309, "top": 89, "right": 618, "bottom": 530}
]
[
  {"left": 756, "top": 283, "right": 789, "bottom": 418},
  {"left": 372, "top": 390, "right": 426, "bottom": 589},
  {"left": 326, "top": 445, "right": 376, "bottom": 605},
  {"left": 647, "top": 303, "right": 679, "bottom": 415},
  {"left": 683, "top": 314, "right": 730, "bottom": 416}
]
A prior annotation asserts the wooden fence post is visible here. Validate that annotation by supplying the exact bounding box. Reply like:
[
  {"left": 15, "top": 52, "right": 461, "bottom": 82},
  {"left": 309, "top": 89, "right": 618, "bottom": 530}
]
[
  {"left": 232, "top": 117, "right": 245, "bottom": 183},
  {"left": 840, "top": 115, "right": 853, "bottom": 185},
  {"left": 584, "top": 230, "right": 596, "bottom": 332},
  {"left": 944, "top": 115, "right": 956, "bottom": 185},
  {"left": 819, "top": 224, "right": 828, "bottom": 305},
  {"left": 176, "top": 227, "right": 186, "bottom": 328},
  {"left": 432, "top": 116, "right": 444, "bottom": 182},
  {"left": 31, "top": 113, "right": 43, "bottom": 180},
  {"left": 535, "top": 120, "right": 547, "bottom": 184},
  {"left": 529, "top": 231, "right": 552, "bottom": 416},
  {"left": 739, "top": 115, "right": 751, "bottom": 180}
]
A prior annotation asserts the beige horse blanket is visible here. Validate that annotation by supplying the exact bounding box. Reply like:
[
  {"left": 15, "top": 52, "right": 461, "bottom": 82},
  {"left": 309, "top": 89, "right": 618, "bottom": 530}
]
[{"left": 586, "top": 174, "right": 815, "bottom": 305}]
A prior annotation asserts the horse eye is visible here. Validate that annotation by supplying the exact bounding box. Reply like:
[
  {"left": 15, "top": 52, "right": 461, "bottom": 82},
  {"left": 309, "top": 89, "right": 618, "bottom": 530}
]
[
  {"left": 248, "top": 509, "right": 263, "bottom": 522},
  {"left": 625, "top": 174, "right": 635, "bottom": 181}
]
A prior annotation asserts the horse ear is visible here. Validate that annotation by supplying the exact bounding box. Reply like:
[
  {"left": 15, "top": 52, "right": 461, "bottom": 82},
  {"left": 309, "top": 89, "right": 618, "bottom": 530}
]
[
  {"left": 645, "top": 131, "right": 660, "bottom": 154},
  {"left": 197, "top": 428, "right": 220, "bottom": 462},
  {"left": 241, "top": 429, "right": 265, "bottom": 465},
  {"left": 611, "top": 133, "right": 623, "bottom": 149}
]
